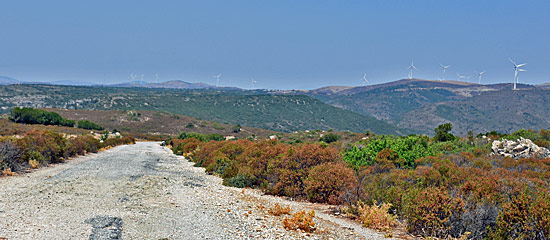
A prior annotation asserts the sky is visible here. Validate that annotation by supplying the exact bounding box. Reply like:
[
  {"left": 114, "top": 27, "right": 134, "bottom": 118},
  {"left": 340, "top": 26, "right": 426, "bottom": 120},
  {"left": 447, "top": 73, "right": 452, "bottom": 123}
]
[{"left": 1, "top": 0, "right": 549, "bottom": 89}]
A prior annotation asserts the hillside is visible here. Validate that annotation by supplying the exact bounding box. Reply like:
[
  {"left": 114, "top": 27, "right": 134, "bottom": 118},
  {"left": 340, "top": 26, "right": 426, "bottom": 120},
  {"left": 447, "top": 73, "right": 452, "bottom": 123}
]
[
  {"left": 298, "top": 79, "right": 549, "bottom": 135},
  {"left": 0, "top": 84, "right": 399, "bottom": 134},
  {"left": 398, "top": 89, "right": 550, "bottom": 135},
  {"left": 48, "top": 109, "right": 275, "bottom": 138}
]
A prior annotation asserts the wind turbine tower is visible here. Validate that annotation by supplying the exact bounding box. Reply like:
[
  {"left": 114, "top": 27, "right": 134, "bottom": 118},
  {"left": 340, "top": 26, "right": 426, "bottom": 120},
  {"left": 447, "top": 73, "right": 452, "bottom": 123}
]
[
  {"left": 362, "top": 73, "right": 369, "bottom": 85},
  {"left": 130, "top": 73, "right": 136, "bottom": 84},
  {"left": 251, "top": 77, "right": 257, "bottom": 89},
  {"left": 408, "top": 60, "right": 416, "bottom": 79},
  {"left": 475, "top": 71, "right": 486, "bottom": 84},
  {"left": 509, "top": 58, "right": 527, "bottom": 90},
  {"left": 440, "top": 64, "right": 451, "bottom": 81},
  {"left": 214, "top": 74, "right": 222, "bottom": 88}
]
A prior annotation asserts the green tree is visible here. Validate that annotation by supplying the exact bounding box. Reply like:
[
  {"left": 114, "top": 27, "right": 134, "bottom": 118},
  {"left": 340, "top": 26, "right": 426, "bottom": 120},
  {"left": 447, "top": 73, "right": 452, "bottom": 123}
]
[{"left": 433, "top": 123, "right": 455, "bottom": 142}]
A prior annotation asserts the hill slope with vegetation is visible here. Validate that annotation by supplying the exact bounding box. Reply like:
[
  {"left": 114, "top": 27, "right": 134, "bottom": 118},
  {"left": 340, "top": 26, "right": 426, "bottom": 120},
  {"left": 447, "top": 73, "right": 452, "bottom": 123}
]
[
  {"left": 297, "top": 79, "right": 548, "bottom": 135},
  {"left": 48, "top": 109, "right": 275, "bottom": 139},
  {"left": 0, "top": 84, "right": 399, "bottom": 134}
]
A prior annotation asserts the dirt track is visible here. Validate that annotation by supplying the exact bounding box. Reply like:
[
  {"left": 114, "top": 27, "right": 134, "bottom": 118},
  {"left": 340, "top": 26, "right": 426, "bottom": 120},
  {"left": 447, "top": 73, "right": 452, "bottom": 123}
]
[{"left": 0, "top": 142, "right": 390, "bottom": 239}]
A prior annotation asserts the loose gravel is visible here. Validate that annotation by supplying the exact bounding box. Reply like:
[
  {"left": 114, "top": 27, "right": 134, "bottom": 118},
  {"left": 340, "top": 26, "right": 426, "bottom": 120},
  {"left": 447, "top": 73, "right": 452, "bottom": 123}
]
[{"left": 0, "top": 142, "right": 394, "bottom": 239}]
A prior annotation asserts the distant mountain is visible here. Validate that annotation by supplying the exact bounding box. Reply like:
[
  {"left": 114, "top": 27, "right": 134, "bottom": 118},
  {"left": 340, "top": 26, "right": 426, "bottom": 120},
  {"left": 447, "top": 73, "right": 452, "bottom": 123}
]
[
  {"left": 538, "top": 83, "right": 550, "bottom": 88},
  {"left": 298, "top": 79, "right": 549, "bottom": 135},
  {"left": 0, "top": 76, "right": 19, "bottom": 85},
  {"left": 48, "top": 80, "right": 97, "bottom": 86},
  {"left": 110, "top": 80, "right": 240, "bottom": 90}
]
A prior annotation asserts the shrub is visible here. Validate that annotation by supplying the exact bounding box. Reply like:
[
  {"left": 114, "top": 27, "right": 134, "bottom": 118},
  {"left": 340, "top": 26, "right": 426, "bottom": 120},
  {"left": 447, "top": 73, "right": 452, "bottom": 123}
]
[
  {"left": 303, "top": 162, "right": 358, "bottom": 204},
  {"left": 403, "top": 187, "right": 464, "bottom": 237},
  {"left": 0, "top": 140, "right": 24, "bottom": 171},
  {"left": 177, "top": 132, "right": 224, "bottom": 142},
  {"left": 77, "top": 120, "right": 104, "bottom": 130},
  {"left": 171, "top": 138, "right": 202, "bottom": 155},
  {"left": 283, "top": 210, "right": 316, "bottom": 232},
  {"left": 223, "top": 172, "right": 256, "bottom": 188},
  {"left": 9, "top": 107, "right": 75, "bottom": 127},
  {"left": 268, "top": 203, "right": 291, "bottom": 216},
  {"left": 493, "top": 189, "right": 550, "bottom": 239},
  {"left": 319, "top": 133, "right": 339, "bottom": 144},
  {"left": 343, "top": 135, "right": 434, "bottom": 169},
  {"left": 359, "top": 201, "right": 398, "bottom": 232},
  {"left": 17, "top": 130, "right": 67, "bottom": 164}
]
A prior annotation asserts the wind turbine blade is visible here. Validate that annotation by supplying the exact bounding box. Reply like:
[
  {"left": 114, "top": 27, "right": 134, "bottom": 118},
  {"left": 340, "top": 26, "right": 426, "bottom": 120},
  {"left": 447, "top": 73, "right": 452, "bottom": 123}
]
[
  {"left": 517, "top": 63, "right": 527, "bottom": 67},
  {"left": 508, "top": 58, "right": 517, "bottom": 65}
]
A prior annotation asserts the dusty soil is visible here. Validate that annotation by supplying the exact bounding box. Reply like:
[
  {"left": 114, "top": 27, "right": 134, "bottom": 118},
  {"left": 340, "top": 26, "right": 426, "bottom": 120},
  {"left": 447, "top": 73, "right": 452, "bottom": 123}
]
[{"left": 0, "top": 142, "right": 394, "bottom": 239}]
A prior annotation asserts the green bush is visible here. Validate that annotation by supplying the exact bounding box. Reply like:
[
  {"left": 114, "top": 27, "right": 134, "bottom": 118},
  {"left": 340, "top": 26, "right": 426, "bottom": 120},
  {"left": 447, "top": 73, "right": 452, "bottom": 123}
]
[
  {"left": 77, "top": 120, "right": 104, "bottom": 130},
  {"left": 319, "top": 133, "right": 339, "bottom": 144},
  {"left": 177, "top": 132, "right": 224, "bottom": 142},
  {"left": 343, "top": 135, "right": 433, "bottom": 169},
  {"left": 9, "top": 107, "right": 75, "bottom": 127}
]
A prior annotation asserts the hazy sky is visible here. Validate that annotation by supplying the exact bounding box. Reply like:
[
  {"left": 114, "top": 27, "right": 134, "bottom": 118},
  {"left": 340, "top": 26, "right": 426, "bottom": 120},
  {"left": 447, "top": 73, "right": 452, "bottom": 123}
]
[{"left": 1, "top": 0, "right": 549, "bottom": 89}]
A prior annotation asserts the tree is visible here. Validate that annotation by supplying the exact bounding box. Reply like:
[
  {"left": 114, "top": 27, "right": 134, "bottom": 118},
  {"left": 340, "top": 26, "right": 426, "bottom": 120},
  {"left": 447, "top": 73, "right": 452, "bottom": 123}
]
[{"left": 433, "top": 123, "right": 455, "bottom": 142}]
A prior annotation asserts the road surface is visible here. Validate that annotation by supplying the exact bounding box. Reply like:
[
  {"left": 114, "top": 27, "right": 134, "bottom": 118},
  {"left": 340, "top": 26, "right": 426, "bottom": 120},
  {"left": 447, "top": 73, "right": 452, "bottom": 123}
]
[{"left": 0, "top": 142, "right": 390, "bottom": 239}]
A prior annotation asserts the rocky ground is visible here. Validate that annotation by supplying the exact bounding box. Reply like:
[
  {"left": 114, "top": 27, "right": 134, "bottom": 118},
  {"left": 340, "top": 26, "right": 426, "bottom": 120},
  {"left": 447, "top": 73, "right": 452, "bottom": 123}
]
[{"left": 0, "top": 142, "right": 396, "bottom": 239}]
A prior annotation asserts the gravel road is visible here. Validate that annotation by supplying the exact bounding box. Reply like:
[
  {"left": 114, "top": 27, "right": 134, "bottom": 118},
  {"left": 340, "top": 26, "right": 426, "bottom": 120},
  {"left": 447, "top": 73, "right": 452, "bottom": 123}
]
[{"left": 0, "top": 142, "right": 393, "bottom": 239}]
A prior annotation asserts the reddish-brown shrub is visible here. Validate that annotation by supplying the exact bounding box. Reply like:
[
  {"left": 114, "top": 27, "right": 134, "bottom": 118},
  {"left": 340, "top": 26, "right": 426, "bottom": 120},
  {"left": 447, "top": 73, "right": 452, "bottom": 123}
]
[
  {"left": 404, "top": 187, "right": 464, "bottom": 237},
  {"left": 16, "top": 130, "right": 66, "bottom": 164},
  {"left": 304, "top": 162, "right": 358, "bottom": 204},
  {"left": 282, "top": 210, "right": 316, "bottom": 232},
  {"left": 0, "top": 140, "right": 24, "bottom": 171},
  {"left": 494, "top": 189, "right": 550, "bottom": 239},
  {"left": 359, "top": 200, "right": 398, "bottom": 232},
  {"left": 268, "top": 203, "right": 291, "bottom": 216}
]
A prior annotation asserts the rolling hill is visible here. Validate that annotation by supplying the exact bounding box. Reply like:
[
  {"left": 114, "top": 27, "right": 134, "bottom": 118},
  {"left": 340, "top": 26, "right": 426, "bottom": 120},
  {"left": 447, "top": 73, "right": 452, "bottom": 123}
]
[
  {"left": 0, "top": 84, "right": 399, "bottom": 134},
  {"left": 47, "top": 109, "right": 276, "bottom": 139},
  {"left": 299, "top": 79, "right": 550, "bottom": 135}
]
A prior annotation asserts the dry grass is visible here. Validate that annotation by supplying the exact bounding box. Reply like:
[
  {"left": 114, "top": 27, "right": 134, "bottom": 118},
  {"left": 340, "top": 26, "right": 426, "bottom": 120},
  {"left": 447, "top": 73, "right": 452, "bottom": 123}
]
[
  {"left": 282, "top": 210, "right": 316, "bottom": 232},
  {"left": 268, "top": 203, "right": 291, "bottom": 216},
  {"left": 359, "top": 201, "right": 398, "bottom": 232},
  {"left": 1, "top": 168, "right": 16, "bottom": 176}
]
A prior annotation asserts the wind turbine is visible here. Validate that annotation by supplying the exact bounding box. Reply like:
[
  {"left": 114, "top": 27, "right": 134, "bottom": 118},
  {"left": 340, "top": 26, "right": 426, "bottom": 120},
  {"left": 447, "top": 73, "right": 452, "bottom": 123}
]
[
  {"left": 440, "top": 64, "right": 451, "bottom": 81},
  {"left": 130, "top": 73, "right": 136, "bottom": 84},
  {"left": 214, "top": 74, "right": 222, "bottom": 87},
  {"left": 140, "top": 74, "right": 145, "bottom": 85},
  {"left": 407, "top": 60, "right": 416, "bottom": 79},
  {"left": 509, "top": 58, "right": 527, "bottom": 90},
  {"left": 251, "top": 77, "right": 257, "bottom": 89},
  {"left": 456, "top": 72, "right": 470, "bottom": 82},
  {"left": 475, "top": 70, "right": 486, "bottom": 84},
  {"left": 362, "top": 73, "right": 368, "bottom": 85}
]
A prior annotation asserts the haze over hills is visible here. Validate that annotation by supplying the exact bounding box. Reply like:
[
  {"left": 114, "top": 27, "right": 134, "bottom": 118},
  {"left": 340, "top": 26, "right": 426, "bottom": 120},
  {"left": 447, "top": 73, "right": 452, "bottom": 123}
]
[
  {"left": 109, "top": 80, "right": 240, "bottom": 90},
  {"left": 0, "top": 84, "right": 398, "bottom": 134},
  {"left": 1, "top": 78, "right": 549, "bottom": 136},
  {"left": 0, "top": 76, "right": 19, "bottom": 85}
]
